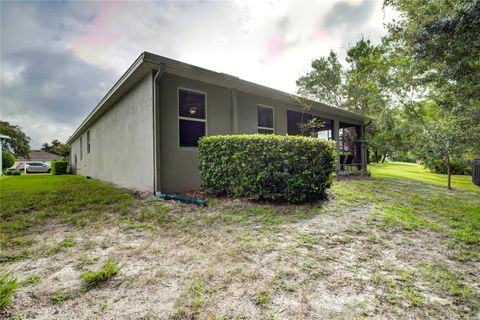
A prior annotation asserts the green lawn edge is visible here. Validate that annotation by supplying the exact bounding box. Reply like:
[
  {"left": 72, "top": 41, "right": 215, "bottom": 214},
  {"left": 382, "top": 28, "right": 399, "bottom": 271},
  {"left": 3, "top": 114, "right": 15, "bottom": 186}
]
[{"left": 369, "top": 162, "right": 479, "bottom": 192}]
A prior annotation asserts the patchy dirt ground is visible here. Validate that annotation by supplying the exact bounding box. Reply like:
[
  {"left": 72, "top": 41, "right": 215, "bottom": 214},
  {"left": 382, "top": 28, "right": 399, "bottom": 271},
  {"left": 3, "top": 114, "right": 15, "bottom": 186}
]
[{"left": 1, "top": 176, "right": 479, "bottom": 319}]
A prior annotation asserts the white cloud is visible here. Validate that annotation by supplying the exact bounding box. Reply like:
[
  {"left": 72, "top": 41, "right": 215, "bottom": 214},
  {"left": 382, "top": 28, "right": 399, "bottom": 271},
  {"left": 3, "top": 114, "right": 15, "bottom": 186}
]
[
  {"left": 1, "top": 0, "right": 396, "bottom": 148},
  {"left": 69, "top": 0, "right": 394, "bottom": 93}
]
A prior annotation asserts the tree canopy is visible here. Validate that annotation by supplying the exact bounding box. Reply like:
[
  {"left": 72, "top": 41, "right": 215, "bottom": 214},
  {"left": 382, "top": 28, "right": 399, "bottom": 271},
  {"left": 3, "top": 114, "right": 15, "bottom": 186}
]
[
  {"left": 41, "top": 139, "right": 70, "bottom": 158},
  {"left": 0, "top": 121, "right": 31, "bottom": 158},
  {"left": 296, "top": 0, "right": 480, "bottom": 188}
]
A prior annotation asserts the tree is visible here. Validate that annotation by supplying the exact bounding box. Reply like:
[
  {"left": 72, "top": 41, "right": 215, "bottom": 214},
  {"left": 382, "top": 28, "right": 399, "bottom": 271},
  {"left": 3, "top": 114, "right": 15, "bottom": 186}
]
[
  {"left": 384, "top": 0, "right": 480, "bottom": 188},
  {"left": 296, "top": 51, "right": 345, "bottom": 108},
  {"left": 344, "top": 38, "right": 389, "bottom": 115},
  {"left": 41, "top": 139, "right": 70, "bottom": 158},
  {"left": 296, "top": 38, "right": 408, "bottom": 163},
  {"left": 366, "top": 107, "right": 417, "bottom": 163},
  {"left": 385, "top": 0, "right": 480, "bottom": 105},
  {"left": 0, "top": 121, "right": 30, "bottom": 158},
  {"left": 405, "top": 99, "right": 475, "bottom": 189},
  {"left": 291, "top": 95, "right": 326, "bottom": 137},
  {"left": 2, "top": 151, "right": 16, "bottom": 169}
]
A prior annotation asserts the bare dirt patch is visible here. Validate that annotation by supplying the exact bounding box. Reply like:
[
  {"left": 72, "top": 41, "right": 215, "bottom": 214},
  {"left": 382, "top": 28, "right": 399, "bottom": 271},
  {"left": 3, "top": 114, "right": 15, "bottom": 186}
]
[{"left": 2, "top": 178, "right": 479, "bottom": 319}]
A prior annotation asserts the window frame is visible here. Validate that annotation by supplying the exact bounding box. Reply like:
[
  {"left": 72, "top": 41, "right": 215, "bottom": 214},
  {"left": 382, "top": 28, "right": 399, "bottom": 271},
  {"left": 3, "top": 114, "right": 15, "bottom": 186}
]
[
  {"left": 177, "top": 87, "right": 208, "bottom": 149},
  {"left": 257, "top": 104, "right": 275, "bottom": 134},
  {"left": 287, "top": 109, "right": 333, "bottom": 140},
  {"left": 80, "top": 136, "right": 83, "bottom": 160},
  {"left": 87, "top": 130, "right": 91, "bottom": 154}
]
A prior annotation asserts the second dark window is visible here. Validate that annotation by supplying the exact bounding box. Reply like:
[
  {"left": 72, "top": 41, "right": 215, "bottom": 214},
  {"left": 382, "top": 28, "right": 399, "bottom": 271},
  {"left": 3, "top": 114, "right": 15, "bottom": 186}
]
[{"left": 257, "top": 106, "right": 274, "bottom": 134}]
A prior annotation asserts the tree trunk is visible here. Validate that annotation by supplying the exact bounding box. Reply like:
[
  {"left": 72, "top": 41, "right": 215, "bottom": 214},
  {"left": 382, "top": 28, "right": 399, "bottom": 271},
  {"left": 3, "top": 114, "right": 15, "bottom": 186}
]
[
  {"left": 446, "top": 156, "right": 452, "bottom": 190},
  {"left": 381, "top": 153, "right": 387, "bottom": 163}
]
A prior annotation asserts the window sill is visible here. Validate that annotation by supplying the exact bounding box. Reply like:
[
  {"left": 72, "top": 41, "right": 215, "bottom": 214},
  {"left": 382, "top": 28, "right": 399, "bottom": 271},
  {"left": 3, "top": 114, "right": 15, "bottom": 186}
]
[{"left": 178, "top": 147, "right": 199, "bottom": 152}]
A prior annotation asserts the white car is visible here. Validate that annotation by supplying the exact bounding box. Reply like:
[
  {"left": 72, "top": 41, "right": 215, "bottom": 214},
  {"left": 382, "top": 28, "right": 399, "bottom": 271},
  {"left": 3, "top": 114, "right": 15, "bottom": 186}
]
[{"left": 16, "top": 162, "right": 51, "bottom": 173}]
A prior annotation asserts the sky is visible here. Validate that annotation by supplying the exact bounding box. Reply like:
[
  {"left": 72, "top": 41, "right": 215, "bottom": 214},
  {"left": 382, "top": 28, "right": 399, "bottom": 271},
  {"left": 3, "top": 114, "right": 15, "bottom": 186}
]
[{"left": 0, "top": 0, "right": 397, "bottom": 149}]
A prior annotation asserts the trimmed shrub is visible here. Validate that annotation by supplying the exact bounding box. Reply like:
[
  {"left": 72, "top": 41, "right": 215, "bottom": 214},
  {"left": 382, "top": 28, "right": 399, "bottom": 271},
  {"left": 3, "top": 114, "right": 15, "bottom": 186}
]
[
  {"left": 2, "top": 151, "right": 15, "bottom": 169},
  {"left": 391, "top": 152, "right": 417, "bottom": 163},
  {"left": 3, "top": 168, "right": 21, "bottom": 176},
  {"left": 199, "top": 134, "right": 336, "bottom": 203},
  {"left": 51, "top": 160, "right": 68, "bottom": 175},
  {"left": 424, "top": 159, "right": 472, "bottom": 175}
]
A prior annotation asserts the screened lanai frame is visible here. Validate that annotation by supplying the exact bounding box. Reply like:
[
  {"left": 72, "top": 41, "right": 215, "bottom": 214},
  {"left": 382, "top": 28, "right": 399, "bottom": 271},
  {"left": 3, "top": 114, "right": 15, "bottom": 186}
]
[{"left": 339, "top": 122, "right": 362, "bottom": 171}]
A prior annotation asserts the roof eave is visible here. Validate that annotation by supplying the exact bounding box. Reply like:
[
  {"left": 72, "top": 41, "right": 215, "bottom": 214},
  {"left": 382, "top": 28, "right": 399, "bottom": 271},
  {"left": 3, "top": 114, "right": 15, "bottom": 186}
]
[
  {"left": 143, "top": 52, "right": 366, "bottom": 122},
  {"left": 66, "top": 52, "right": 156, "bottom": 144},
  {"left": 67, "top": 52, "right": 367, "bottom": 144}
]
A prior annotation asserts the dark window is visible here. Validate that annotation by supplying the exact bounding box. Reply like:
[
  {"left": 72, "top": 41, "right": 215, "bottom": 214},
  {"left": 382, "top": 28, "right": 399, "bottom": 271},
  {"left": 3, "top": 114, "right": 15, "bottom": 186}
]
[
  {"left": 287, "top": 110, "right": 333, "bottom": 139},
  {"left": 257, "top": 106, "right": 274, "bottom": 132},
  {"left": 30, "top": 163, "right": 43, "bottom": 167},
  {"left": 258, "top": 128, "right": 274, "bottom": 134},
  {"left": 179, "top": 89, "right": 206, "bottom": 120},
  {"left": 339, "top": 122, "right": 361, "bottom": 165},
  {"left": 179, "top": 119, "right": 206, "bottom": 147},
  {"left": 287, "top": 110, "right": 306, "bottom": 136},
  {"left": 179, "top": 89, "right": 207, "bottom": 147},
  {"left": 87, "top": 130, "right": 91, "bottom": 154}
]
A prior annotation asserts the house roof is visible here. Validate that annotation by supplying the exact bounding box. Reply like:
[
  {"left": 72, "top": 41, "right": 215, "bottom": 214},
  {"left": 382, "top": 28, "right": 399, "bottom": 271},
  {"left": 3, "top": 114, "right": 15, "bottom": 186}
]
[
  {"left": 17, "top": 150, "right": 63, "bottom": 161},
  {"left": 67, "top": 52, "right": 367, "bottom": 144}
]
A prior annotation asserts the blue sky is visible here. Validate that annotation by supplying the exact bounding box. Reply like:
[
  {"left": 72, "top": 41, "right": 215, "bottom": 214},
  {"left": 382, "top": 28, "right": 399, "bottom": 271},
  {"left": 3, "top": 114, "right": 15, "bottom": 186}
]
[{"left": 0, "top": 0, "right": 397, "bottom": 148}]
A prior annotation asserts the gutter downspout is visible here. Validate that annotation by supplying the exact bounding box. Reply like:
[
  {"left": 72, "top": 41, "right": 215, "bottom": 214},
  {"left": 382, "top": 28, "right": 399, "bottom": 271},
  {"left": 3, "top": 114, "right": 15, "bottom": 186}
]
[{"left": 153, "top": 63, "right": 166, "bottom": 194}]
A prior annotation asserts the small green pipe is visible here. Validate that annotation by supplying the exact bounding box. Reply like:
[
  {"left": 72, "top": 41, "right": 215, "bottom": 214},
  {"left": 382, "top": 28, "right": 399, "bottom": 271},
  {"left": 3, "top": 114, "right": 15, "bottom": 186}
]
[{"left": 156, "top": 193, "right": 206, "bottom": 206}]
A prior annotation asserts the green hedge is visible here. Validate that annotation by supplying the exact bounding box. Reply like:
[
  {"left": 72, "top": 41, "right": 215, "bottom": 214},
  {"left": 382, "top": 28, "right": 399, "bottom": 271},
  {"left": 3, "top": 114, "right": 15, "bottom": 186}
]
[
  {"left": 199, "top": 134, "right": 336, "bottom": 203},
  {"left": 3, "top": 168, "right": 21, "bottom": 176},
  {"left": 51, "top": 160, "right": 68, "bottom": 175},
  {"left": 424, "top": 158, "right": 472, "bottom": 175},
  {"left": 2, "top": 151, "right": 15, "bottom": 169}
]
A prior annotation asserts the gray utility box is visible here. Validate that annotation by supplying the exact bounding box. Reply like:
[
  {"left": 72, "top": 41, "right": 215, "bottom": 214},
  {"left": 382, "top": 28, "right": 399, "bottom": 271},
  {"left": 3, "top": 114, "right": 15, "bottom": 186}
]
[{"left": 473, "top": 158, "right": 480, "bottom": 187}]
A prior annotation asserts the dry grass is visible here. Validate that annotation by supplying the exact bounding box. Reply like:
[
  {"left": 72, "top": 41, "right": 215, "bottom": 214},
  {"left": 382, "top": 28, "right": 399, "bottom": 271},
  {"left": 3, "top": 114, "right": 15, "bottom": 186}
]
[{"left": 0, "top": 174, "right": 479, "bottom": 319}]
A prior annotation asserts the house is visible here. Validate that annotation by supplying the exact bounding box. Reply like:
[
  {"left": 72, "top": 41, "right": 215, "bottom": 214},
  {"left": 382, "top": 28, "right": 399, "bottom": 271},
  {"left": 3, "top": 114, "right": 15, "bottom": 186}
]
[
  {"left": 66, "top": 52, "right": 367, "bottom": 194},
  {"left": 14, "top": 150, "right": 62, "bottom": 168}
]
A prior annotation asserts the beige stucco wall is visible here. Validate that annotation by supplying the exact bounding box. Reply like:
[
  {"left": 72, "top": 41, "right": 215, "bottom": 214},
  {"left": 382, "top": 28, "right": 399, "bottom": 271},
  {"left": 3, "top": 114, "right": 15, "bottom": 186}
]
[
  {"left": 157, "top": 74, "right": 364, "bottom": 193},
  {"left": 70, "top": 73, "right": 154, "bottom": 192},
  {"left": 68, "top": 69, "right": 365, "bottom": 194},
  {"left": 236, "top": 91, "right": 363, "bottom": 135},
  {"left": 157, "top": 73, "right": 232, "bottom": 193}
]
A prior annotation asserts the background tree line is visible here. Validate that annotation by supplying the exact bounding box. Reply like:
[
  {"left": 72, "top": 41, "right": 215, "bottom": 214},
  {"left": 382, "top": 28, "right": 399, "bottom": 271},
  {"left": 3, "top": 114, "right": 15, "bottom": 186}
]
[
  {"left": 1, "top": 121, "right": 70, "bottom": 169},
  {"left": 296, "top": 0, "right": 479, "bottom": 189}
]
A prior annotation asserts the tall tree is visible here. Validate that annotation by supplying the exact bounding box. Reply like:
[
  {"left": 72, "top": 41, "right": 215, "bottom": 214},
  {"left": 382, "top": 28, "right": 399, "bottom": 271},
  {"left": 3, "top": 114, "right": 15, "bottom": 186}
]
[
  {"left": 404, "top": 98, "right": 474, "bottom": 189},
  {"left": 385, "top": 0, "right": 480, "bottom": 104},
  {"left": 296, "top": 38, "right": 409, "bottom": 163},
  {"left": 0, "top": 121, "right": 31, "bottom": 158},
  {"left": 296, "top": 51, "right": 345, "bottom": 108},
  {"left": 385, "top": 0, "right": 480, "bottom": 188},
  {"left": 41, "top": 139, "right": 70, "bottom": 158},
  {"left": 344, "top": 38, "right": 389, "bottom": 115}
]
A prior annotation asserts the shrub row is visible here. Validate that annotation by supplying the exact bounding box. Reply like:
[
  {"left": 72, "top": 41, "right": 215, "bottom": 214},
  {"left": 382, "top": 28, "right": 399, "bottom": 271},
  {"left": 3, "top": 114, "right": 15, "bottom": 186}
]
[
  {"left": 3, "top": 168, "right": 21, "bottom": 176},
  {"left": 424, "top": 159, "right": 472, "bottom": 175},
  {"left": 51, "top": 160, "right": 69, "bottom": 175},
  {"left": 2, "top": 151, "right": 15, "bottom": 169},
  {"left": 199, "top": 134, "right": 336, "bottom": 203}
]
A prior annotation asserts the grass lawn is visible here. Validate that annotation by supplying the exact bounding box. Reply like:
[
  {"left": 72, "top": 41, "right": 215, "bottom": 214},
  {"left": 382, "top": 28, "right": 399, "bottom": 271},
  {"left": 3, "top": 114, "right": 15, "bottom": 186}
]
[
  {"left": 369, "top": 161, "right": 478, "bottom": 192},
  {"left": 1, "top": 174, "right": 479, "bottom": 319}
]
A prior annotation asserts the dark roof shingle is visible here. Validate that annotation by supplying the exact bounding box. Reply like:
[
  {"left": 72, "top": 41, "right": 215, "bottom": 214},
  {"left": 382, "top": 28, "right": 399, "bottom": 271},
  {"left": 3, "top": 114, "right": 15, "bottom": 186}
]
[{"left": 17, "top": 150, "right": 63, "bottom": 161}]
